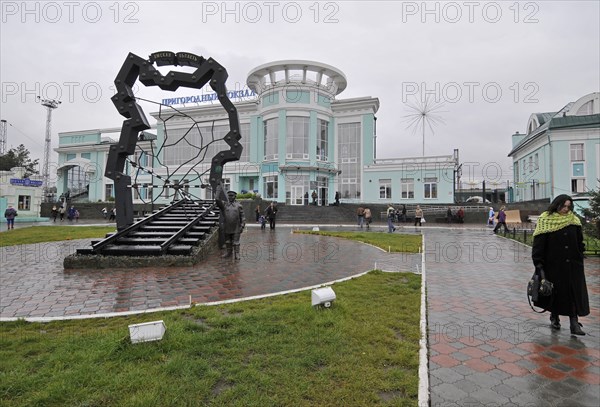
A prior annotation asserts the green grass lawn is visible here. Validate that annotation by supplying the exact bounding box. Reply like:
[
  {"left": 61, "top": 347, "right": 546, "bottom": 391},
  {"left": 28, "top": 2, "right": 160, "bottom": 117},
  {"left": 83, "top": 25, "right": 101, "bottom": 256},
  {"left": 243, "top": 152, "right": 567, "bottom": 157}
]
[
  {"left": 0, "top": 226, "right": 116, "bottom": 247},
  {"left": 295, "top": 230, "right": 422, "bottom": 253},
  {"left": 0, "top": 271, "right": 421, "bottom": 406}
]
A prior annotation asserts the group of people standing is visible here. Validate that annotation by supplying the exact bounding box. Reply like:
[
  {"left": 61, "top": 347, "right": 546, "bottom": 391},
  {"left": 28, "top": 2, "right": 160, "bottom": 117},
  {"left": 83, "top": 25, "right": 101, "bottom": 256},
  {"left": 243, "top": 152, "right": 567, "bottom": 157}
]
[
  {"left": 356, "top": 206, "right": 373, "bottom": 229},
  {"left": 101, "top": 207, "right": 117, "bottom": 221},
  {"left": 254, "top": 202, "right": 278, "bottom": 230},
  {"left": 487, "top": 205, "right": 510, "bottom": 234},
  {"left": 50, "top": 205, "right": 79, "bottom": 222},
  {"left": 359, "top": 204, "right": 466, "bottom": 232}
]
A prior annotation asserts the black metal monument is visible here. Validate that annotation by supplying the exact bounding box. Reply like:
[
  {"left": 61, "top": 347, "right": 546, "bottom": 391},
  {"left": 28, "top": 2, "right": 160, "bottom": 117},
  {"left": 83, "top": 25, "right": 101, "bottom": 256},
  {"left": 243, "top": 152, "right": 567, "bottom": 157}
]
[
  {"left": 67, "top": 52, "right": 242, "bottom": 265},
  {"left": 107, "top": 51, "right": 242, "bottom": 230}
]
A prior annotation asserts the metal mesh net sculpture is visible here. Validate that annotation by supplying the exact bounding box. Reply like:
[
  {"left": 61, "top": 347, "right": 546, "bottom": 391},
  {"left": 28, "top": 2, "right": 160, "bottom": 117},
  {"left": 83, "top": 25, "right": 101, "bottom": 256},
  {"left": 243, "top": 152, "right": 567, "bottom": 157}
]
[{"left": 107, "top": 51, "right": 242, "bottom": 230}]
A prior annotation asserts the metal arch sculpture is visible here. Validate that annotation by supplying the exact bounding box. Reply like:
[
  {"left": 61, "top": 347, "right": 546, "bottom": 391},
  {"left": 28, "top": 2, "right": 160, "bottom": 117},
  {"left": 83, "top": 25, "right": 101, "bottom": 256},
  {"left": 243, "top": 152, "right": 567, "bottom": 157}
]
[{"left": 107, "top": 51, "right": 242, "bottom": 230}]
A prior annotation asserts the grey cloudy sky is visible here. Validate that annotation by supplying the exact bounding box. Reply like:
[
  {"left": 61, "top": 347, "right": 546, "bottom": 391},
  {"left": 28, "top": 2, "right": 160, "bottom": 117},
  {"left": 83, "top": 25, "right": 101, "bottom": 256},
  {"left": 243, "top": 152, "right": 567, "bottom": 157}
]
[{"left": 1, "top": 0, "right": 598, "bottom": 184}]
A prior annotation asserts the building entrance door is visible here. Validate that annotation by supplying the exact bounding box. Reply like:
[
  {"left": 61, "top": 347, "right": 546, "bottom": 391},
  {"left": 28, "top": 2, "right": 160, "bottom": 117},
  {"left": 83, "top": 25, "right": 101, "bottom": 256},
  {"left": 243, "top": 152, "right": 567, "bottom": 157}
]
[
  {"left": 291, "top": 186, "right": 304, "bottom": 205},
  {"left": 319, "top": 187, "right": 328, "bottom": 206}
]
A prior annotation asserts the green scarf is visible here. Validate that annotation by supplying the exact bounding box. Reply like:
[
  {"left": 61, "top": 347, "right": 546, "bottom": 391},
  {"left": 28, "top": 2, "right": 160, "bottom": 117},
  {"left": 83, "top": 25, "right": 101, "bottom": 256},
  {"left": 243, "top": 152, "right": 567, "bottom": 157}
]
[{"left": 533, "top": 211, "right": 581, "bottom": 237}]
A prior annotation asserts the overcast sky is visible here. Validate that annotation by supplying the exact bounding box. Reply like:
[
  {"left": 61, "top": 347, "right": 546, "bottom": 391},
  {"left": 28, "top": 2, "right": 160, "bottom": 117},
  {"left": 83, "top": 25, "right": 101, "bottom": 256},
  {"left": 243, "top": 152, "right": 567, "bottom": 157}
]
[{"left": 1, "top": 1, "right": 598, "bottom": 184}]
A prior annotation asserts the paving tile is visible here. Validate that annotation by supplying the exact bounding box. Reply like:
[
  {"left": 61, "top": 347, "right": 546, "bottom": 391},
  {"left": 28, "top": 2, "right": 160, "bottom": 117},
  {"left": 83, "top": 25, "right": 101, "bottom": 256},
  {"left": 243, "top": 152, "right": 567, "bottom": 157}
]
[
  {"left": 431, "top": 342, "right": 457, "bottom": 355},
  {"left": 460, "top": 346, "right": 489, "bottom": 359},
  {"left": 508, "top": 391, "right": 540, "bottom": 406},
  {"left": 462, "top": 372, "right": 504, "bottom": 388},
  {"left": 447, "top": 341, "right": 467, "bottom": 350},
  {"left": 433, "top": 383, "right": 468, "bottom": 402},
  {"left": 541, "top": 380, "right": 583, "bottom": 399},
  {"left": 452, "top": 378, "right": 480, "bottom": 394},
  {"left": 430, "top": 354, "right": 460, "bottom": 368},
  {"left": 450, "top": 351, "right": 471, "bottom": 362},
  {"left": 573, "top": 385, "right": 600, "bottom": 406},
  {"left": 515, "top": 358, "right": 538, "bottom": 371},
  {"left": 550, "top": 344, "right": 580, "bottom": 356},
  {"left": 526, "top": 353, "right": 556, "bottom": 366},
  {"left": 491, "top": 383, "right": 522, "bottom": 399},
  {"left": 491, "top": 349, "right": 521, "bottom": 363},
  {"left": 481, "top": 355, "right": 504, "bottom": 366},
  {"left": 535, "top": 365, "right": 568, "bottom": 381},
  {"left": 571, "top": 369, "right": 600, "bottom": 385},
  {"left": 477, "top": 343, "right": 498, "bottom": 353},
  {"left": 551, "top": 362, "right": 575, "bottom": 373},
  {"left": 467, "top": 388, "right": 509, "bottom": 405},
  {"left": 496, "top": 362, "right": 530, "bottom": 376},
  {"left": 430, "top": 367, "right": 465, "bottom": 384},
  {"left": 463, "top": 358, "right": 494, "bottom": 373}
]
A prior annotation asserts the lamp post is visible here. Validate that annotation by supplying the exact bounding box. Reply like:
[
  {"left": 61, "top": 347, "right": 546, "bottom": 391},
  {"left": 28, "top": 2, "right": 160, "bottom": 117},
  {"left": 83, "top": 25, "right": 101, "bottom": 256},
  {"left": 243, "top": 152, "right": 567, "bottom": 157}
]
[{"left": 38, "top": 97, "right": 61, "bottom": 202}]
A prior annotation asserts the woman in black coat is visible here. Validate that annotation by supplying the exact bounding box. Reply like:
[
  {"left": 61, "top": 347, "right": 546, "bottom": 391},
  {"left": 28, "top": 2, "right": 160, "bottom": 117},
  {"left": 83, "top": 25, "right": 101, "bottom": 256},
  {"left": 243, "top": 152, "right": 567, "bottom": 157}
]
[{"left": 531, "top": 194, "right": 589, "bottom": 335}]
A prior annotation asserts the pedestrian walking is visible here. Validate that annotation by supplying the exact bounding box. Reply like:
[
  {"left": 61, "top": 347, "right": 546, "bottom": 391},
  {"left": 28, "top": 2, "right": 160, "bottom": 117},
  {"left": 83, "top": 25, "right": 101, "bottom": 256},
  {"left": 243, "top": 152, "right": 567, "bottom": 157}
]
[
  {"left": 357, "top": 206, "right": 365, "bottom": 228},
  {"left": 67, "top": 206, "right": 76, "bottom": 222},
  {"left": 59, "top": 206, "right": 65, "bottom": 222},
  {"left": 265, "top": 201, "right": 278, "bottom": 230},
  {"left": 493, "top": 205, "right": 509, "bottom": 234},
  {"left": 255, "top": 204, "right": 261, "bottom": 222},
  {"left": 386, "top": 204, "right": 396, "bottom": 233},
  {"left": 456, "top": 207, "right": 465, "bottom": 223},
  {"left": 51, "top": 205, "right": 58, "bottom": 222},
  {"left": 364, "top": 207, "right": 372, "bottom": 230},
  {"left": 488, "top": 207, "right": 495, "bottom": 227},
  {"left": 4, "top": 205, "right": 17, "bottom": 230},
  {"left": 531, "top": 194, "right": 590, "bottom": 335},
  {"left": 414, "top": 205, "right": 423, "bottom": 226}
]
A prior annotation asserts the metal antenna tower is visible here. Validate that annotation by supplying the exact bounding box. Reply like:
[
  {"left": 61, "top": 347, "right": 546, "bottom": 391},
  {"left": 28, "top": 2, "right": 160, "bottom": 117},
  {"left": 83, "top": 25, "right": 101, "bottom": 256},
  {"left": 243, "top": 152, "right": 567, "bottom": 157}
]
[
  {"left": 0, "top": 120, "right": 6, "bottom": 155},
  {"left": 38, "top": 97, "right": 61, "bottom": 201}
]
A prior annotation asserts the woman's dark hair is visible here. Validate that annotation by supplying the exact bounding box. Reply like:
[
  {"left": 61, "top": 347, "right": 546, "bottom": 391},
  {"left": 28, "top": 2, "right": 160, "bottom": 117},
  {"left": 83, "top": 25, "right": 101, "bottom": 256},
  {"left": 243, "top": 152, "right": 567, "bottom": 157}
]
[{"left": 547, "top": 194, "right": 573, "bottom": 214}]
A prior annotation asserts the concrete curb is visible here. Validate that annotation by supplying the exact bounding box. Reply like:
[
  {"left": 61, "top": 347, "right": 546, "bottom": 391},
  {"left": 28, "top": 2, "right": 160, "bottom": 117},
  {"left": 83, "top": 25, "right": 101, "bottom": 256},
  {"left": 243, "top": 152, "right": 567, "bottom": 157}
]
[{"left": 418, "top": 234, "right": 429, "bottom": 407}]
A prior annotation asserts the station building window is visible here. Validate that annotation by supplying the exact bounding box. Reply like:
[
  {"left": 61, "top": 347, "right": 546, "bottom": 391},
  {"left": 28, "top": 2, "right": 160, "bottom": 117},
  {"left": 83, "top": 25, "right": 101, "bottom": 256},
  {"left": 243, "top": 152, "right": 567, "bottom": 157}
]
[
  {"left": 18, "top": 195, "right": 31, "bottom": 210},
  {"left": 379, "top": 179, "right": 392, "bottom": 199},
  {"left": 401, "top": 178, "right": 414, "bottom": 199},
  {"left": 338, "top": 122, "right": 361, "bottom": 199},
  {"left": 264, "top": 119, "right": 279, "bottom": 161},
  {"left": 286, "top": 117, "right": 309, "bottom": 159},
  {"left": 263, "top": 175, "right": 278, "bottom": 199},
  {"left": 317, "top": 119, "right": 328, "bottom": 161},
  {"left": 424, "top": 177, "right": 438, "bottom": 199}
]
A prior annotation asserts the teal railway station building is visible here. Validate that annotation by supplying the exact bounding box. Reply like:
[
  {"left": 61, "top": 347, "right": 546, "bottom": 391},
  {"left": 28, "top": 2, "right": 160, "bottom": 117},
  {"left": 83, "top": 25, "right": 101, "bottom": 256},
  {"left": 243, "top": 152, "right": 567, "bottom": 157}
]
[{"left": 55, "top": 60, "right": 459, "bottom": 206}]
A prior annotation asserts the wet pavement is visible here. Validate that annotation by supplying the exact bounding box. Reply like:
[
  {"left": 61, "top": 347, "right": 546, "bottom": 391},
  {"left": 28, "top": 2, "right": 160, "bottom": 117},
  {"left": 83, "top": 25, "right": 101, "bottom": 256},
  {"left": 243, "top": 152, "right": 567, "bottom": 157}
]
[
  {"left": 425, "top": 228, "right": 599, "bottom": 407},
  {"left": 0, "top": 226, "right": 419, "bottom": 318},
  {"left": 0, "top": 224, "right": 598, "bottom": 406}
]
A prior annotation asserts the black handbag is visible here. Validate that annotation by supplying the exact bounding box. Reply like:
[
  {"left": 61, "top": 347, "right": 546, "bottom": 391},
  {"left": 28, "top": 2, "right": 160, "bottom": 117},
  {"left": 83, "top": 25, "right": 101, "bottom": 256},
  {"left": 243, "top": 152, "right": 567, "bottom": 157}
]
[{"left": 527, "top": 267, "right": 553, "bottom": 313}]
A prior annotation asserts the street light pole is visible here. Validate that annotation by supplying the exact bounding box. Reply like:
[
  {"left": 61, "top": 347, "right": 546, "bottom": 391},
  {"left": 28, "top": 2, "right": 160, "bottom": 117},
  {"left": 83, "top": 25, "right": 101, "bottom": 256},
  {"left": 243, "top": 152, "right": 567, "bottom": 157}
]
[{"left": 38, "top": 97, "right": 61, "bottom": 202}]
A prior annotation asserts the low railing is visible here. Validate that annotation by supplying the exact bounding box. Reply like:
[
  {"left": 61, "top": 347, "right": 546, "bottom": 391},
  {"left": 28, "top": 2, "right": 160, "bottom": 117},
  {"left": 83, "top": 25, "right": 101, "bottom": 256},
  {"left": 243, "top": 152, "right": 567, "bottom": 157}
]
[{"left": 501, "top": 228, "right": 599, "bottom": 256}]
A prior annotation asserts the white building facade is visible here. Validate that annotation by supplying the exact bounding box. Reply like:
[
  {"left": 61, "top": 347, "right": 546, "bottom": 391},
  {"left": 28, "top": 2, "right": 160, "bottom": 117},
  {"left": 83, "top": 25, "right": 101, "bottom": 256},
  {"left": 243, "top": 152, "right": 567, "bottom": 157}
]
[
  {"left": 508, "top": 92, "right": 600, "bottom": 202},
  {"left": 0, "top": 167, "right": 45, "bottom": 220}
]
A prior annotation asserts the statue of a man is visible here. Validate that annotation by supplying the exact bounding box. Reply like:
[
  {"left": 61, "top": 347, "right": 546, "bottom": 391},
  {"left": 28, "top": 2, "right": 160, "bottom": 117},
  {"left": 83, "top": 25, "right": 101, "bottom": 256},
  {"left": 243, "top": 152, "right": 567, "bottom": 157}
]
[{"left": 215, "top": 182, "right": 246, "bottom": 260}]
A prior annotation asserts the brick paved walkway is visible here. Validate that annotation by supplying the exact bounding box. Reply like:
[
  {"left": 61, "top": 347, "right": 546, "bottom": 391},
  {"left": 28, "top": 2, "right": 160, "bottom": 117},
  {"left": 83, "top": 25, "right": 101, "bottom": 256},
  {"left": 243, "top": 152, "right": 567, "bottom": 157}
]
[
  {"left": 1, "top": 225, "right": 598, "bottom": 406},
  {"left": 424, "top": 228, "right": 599, "bottom": 407},
  {"left": 0, "top": 227, "right": 419, "bottom": 319}
]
